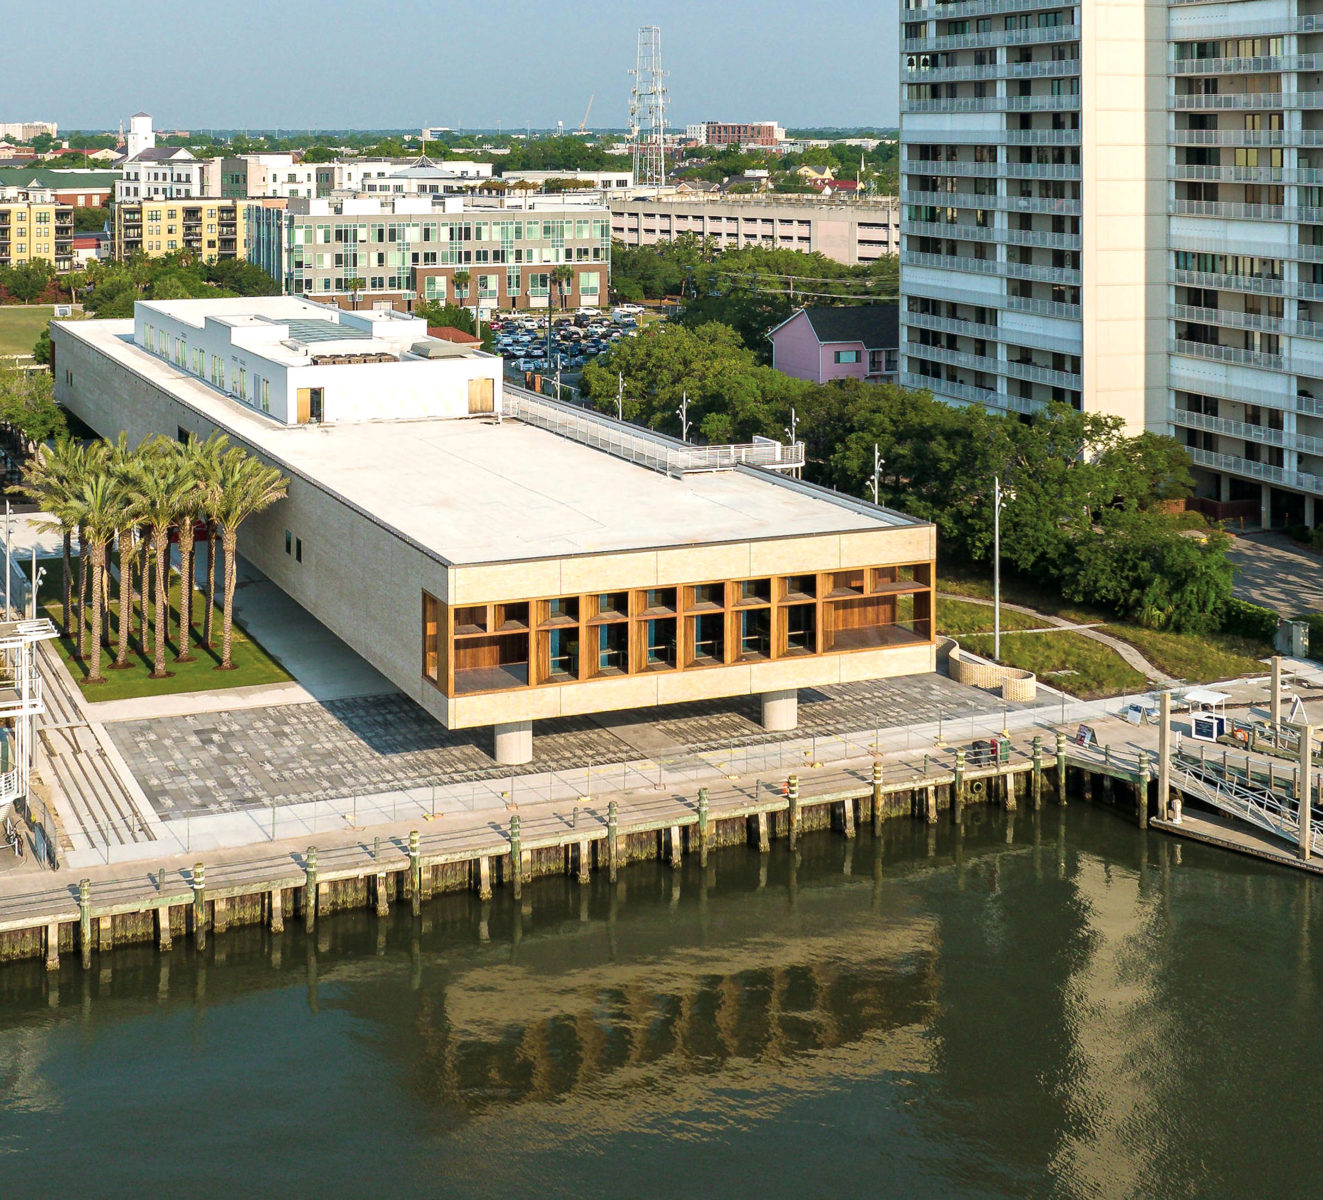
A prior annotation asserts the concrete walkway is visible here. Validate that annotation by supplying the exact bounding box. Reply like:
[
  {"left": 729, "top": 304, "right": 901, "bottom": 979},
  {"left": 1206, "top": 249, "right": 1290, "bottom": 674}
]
[
  {"left": 938, "top": 592, "right": 1180, "bottom": 685},
  {"left": 1227, "top": 532, "right": 1323, "bottom": 616}
]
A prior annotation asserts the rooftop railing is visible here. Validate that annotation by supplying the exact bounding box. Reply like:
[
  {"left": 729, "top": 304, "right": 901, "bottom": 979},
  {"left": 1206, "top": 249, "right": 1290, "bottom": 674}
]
[{"left": 504, "top": 387, "right": 805, "bottom": 477}]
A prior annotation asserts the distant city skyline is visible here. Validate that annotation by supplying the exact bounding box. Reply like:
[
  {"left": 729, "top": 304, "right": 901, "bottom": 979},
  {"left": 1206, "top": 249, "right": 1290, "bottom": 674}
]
[{"left": 16, "top": 0, "right": 899, "bottom": 132}]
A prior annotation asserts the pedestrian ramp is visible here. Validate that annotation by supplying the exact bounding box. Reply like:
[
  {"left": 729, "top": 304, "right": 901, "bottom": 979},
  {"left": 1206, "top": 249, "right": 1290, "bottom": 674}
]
[{"left": 1174, "top": 754, "right": 1318, "bottom": 855}]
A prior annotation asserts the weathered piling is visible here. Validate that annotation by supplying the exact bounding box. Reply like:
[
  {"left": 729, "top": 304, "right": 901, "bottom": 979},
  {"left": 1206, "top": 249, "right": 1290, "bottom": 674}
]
[
  {"left": 787, "top": 776, "right": 800, "bottom": 851},
  {"left": 871, "top": 760, "right": 884, "bottom": 835},
  {"left": 303, "top": 849, "right": 317, "bottom": 933},
  {"left": 193, "top": 863, "right": 207, "bottom": 950},
  {"left": 510, "top": 815, "right": 523, "bottom": 900},
  {"left": 1032, "top": 736, "right": 1043, "bottom": 810},
  {"left": 609, "top": 800, "right": 621, "bottom": 879},
  {"left": 1056, "top": 732, "right": 1068, "bottom": 805}
]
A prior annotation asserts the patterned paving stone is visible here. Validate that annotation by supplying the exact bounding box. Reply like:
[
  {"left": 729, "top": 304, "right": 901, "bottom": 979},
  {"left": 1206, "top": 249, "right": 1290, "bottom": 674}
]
[{"left": 108, "top": 674, "right": 1031, "bottom": 818}]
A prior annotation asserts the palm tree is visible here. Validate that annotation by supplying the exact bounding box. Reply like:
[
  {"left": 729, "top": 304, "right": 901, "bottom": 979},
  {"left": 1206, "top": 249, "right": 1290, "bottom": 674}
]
[
  {"left": 345, "top": 277, "right": 366, "bottom": 309},
  {"left": 16, "top": 437, "right": 90, "bottom": 636},
  {"left": 192, "top": 434, "right": 229, "bottom": 650},
  {"left": 452, "top": 270, "right": 471, "bottom": 307},
  {"left": 134, "top": 439, "right": 190, "bottom": 678},
  {"left": 107, "top": 435, "right": 140, "bottom": 669},
  {"left": 173, "top": 432, "right": 227, "bottom": 662},
  {"left": 550, "top": 264, "right": 574, "bottom": 312},
  {"left": 214, "top": 449, "right": 287, "bottom": 670},
  {"left": 74, "top": 471, "right": 122, "bottom": 684}
]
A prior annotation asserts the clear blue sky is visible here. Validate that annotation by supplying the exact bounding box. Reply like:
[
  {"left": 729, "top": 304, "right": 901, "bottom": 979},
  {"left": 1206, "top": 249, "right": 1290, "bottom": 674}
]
[{"left": 34, "top": 0, "right": 899, "bottom": 131}]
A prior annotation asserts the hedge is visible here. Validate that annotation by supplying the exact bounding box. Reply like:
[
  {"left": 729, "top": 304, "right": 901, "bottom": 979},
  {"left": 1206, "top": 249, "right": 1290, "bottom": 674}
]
[{"left": 1221, "top": 596, "right": 1280, "bottom": 643}]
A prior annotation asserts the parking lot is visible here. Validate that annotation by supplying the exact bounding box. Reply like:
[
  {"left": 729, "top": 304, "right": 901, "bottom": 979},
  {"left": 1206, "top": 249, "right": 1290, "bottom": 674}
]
[{"left": 491, "top": 303, "right": 644, "bottom": 372}]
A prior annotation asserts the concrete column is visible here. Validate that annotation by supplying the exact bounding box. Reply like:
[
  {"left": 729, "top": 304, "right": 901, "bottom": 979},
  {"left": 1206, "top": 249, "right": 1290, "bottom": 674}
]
[
  {"left": 1300, "top": 724, "right": 1313, "bottom": 862},
  {"left": 1306, "top": 494, "right": 1317, "bottom": 528},
  {"left": 1158, "top": 690, "right": 1172, "bottom": 822},
  {"left": 760, "top": 689, "right": 797, "bottom": 731},
  {"left": 1261, "top": 483, "right": 1272, "bottom": 530},
  {"left": 1272, "top": 656, "right": 1283, "bottom": 731},
  {"left": 494, "top": 720, "right": 533, "bottom": 765}
]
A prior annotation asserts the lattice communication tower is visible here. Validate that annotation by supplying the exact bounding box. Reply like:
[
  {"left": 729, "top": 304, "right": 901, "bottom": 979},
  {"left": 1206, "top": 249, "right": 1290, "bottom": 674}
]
[{"left": 629, "top": 25, "right": 668, "bottom": 189}]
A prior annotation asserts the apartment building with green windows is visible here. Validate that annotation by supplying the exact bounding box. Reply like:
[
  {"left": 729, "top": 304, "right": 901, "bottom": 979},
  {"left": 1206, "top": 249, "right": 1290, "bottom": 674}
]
[{"left": 248, "top": 195, "right": 611, "bottom": 315}]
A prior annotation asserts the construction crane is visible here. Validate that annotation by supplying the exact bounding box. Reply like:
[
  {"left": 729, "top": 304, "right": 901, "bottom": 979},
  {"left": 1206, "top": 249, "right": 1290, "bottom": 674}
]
[{"left": 578, "top": 94, "right": 594, "bottom": 133}]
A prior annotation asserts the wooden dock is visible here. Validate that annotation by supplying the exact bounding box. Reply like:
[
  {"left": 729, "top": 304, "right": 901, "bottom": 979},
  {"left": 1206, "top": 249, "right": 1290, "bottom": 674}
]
[{"left": 0, "top": 731, "right": 1147, "bottom": 971}]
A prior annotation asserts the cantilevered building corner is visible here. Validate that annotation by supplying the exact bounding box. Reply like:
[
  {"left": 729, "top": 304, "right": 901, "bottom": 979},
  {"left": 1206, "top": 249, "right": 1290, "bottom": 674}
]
[{"left": 51, "top": 298, "right": 937, "bottom": 764}]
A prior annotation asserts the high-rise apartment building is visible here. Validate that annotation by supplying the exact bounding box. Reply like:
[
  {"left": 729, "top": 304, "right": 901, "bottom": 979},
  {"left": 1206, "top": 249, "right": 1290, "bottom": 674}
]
[
  {"left": 0, "top": 187, "right": 72, "bottom": 269},
  {"left": 900, "top": 0, "right": 1323, "bottom": 525},
  {"left": 113, "top": 198, "right": 247, "bottom": 262}
]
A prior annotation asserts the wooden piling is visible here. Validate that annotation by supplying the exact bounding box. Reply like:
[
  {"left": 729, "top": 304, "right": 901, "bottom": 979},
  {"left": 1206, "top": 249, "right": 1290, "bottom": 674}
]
[
  {"left": 578, "top": 840, "right": 592, "bottom": 883},
  {"left": 668, "top": 826, "right": 682, "bottom": 869},
  {"left": 953, "top": 749, "right": 966, "bottom": 822},
  {"left": 374, "top": 871, "right": 389, "bottom": 916},
  {"left": 1056, "top": 732, "right": 1068, "bottom": 805},
  {"left": 156, "top": 905, "right": 172, "bottom": 952},
  {"left": 787, "top": 775, "right": 800, "bottom": 852},
  {"left": 269, "top": 888, "right": 284, "bottom": 933},
  {"left": 510, "top": 815, "right": 523, "bottom": 900},
  {"left": 409, "top": 829, "right": 422, "bottom": 915},
  {"left": 1004, "top": 768, "right": 1017, "bottom": 812},
  {"left": 1032, "top": 735, "right": 1043, "bottom": 809},
  {"left": 1136, "top": 751, "right": 1150, "bottom": 829},
  {"left": 45, "top": 921, "right": 59, "bottom": 971},
  {"left": 193, "top": 863, "right": 207, "bottom": 950},
  {"left": 871, "top": 760, "right": 883, "bottom": 834},
  {"left": 841, "top": 794, "right": 856, "bottom": 839},
  {"left": 925, "top": 784, "right": 938, "bottom": 825},
  {"left": 303, "top": 849, "right": 317, "bottom": 933},
  {"left": 756, "top": 811, "right": 770, "bottom": 853},
  {"left": 78, "top": 878, "right": 91, "bottom": 969},
  {"left": 478, "top": 856, "right": 493, "bottom": 901},
  {"left": 609, "top": 800, "right": 621, "bottom": 880}
]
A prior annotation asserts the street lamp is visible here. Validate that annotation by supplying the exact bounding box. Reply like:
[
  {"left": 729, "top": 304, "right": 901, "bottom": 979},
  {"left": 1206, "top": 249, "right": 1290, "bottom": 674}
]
[
  {"left": 868, "top": 444, "right": 884, "bottom": 505},
  {"left": 993, "top": 473, "right": 1014, "bottom": 661},
  {"left": 677, "top": 391, "right": 690, "bottom": 442},
  {"left": 616, "top": 370, "right": 624, "bottom": 420}
]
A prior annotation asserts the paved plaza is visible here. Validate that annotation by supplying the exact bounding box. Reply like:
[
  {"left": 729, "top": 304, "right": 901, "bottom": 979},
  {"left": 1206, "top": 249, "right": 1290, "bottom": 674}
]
[{"left": 106, "top": 673, "right": 1025, "bottom": 818}]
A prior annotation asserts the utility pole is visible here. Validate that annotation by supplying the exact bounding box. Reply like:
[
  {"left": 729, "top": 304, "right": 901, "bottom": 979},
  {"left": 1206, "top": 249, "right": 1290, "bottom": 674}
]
[
  {"left": 677, "top": 391, "right": 690, "bottom": 442},
  {"left": 993, "top": 474, "right": 1013, "bottom": 662},
  {"left": 868, "top": 443, "right": 883, "bottom": 504},
  {"left": 616, "top": 370, "right": 624, "bottom": 420}
]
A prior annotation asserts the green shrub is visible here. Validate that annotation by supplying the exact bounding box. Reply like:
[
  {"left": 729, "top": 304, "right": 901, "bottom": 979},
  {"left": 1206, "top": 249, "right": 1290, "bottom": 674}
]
[{"left": 1221, "top": 596, "right": 1280, "bottom": 643}]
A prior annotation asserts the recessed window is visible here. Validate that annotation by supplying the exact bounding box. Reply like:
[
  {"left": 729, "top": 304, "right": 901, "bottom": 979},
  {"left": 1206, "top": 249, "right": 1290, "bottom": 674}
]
[
  {"left": 295, "top": 538, "right": 303, "bottom": 563},
  {"left": 284, "top": 530, "right": 292, "bottom": 555},
  {"left": 834, "top": 349, "right": 861, "bottom": 364}
]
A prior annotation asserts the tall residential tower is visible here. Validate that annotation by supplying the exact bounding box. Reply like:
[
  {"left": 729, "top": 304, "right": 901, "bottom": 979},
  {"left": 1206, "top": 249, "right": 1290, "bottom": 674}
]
[{"left": 900, "top": 0, "right": 1323, "bottom": 526}]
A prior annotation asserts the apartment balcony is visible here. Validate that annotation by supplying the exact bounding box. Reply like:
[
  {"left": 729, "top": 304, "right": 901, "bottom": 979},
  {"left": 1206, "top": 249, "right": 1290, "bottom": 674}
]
[
  {"left": 903, "top": 0, "right": 1071, "bottom": 19},
  {"left": 906, "top": 340, "right": 1081, "bottom": 389},
  {"left": 1169, "top": 128, "right": 1291, "bottom": 147},
  {"left": 1170, "top": 267, "right": 1285, "bottom": 297},
  {"left": 1171, "top": 302, "right": 1285, "bottom": 335},
  {"left": 1171, "top": 164, "right": 1286, "bottom": 184},
  {"left": 1005, "top": 292, "right": 1081, "bottom": 319},
  {"left": 1170, "top": 198, "right": 1285, "bottom": 220},
  {"left": 902, "top": 59, "right": 1079, "bottom": 84},
  {"left": 897, "top": 369, "right": 1049, "bottom": 414},
  {"left": 901, "top": 25, "right": 1080, "bottom": 53},
  {"left": 1166, "top": 406, "right": 1323, "bottom": 455},
  {"left": 1188, "top": 445, "right": 1323, "bottom": 494},
  {"left": 1003, "top": 162, "right": 1081, "bottom": 179},
  {"left": 1169, "top": 92, "right": 1323, "bottom": 111},
  {"left": 909, "top": 159, "right": 1003, "bottom": 177},
  {"left": 1169, "top": 231, "right": 1323, "bottom": 263},
  {"left": 904, "top": 310, "right": 1003, "bottom": 342},
  {"left": 1169, "top": 54, "right": 1323, "bottom": 75},
  {"left": 902, "top": 188, "right": 1081, "bottom": 215},
  {"left": 901, "top": 248, "right": 1080, "bottom": 285},
  {"left": 1170, "top": 337, "right": 1284, "bottom": 369},
  {"left": 902, "top": 218, "right": 1079, "bottom": 249}
]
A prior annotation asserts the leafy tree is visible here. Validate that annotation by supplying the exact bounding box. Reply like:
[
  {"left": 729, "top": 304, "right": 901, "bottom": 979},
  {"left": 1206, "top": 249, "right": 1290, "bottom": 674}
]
[
  {"left": 73, "top": 206, "right": 109, "bottom": 233},
  {"left": 0, "top": 364, "right": 65, "bottom": 448},
  {"left": 413, "top": 299, "right": 495, "bottom": 351},
  {"left": 300, "top": 146, "right": 337, "bottom": 163},
  {"left": 8, "top": 259, "right": 54, "bottom": 304}
]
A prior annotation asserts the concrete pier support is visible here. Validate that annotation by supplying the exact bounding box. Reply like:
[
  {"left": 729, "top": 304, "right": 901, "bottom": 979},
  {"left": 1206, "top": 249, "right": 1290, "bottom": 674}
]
[
  {"left": 493, "top": 720, "right": 533, "bottom": 765},
  {"left": 761, "top": 689, "right": 798, "bottom": 731},
  {"left": 1004, "top": 770, "right": 1017, "bottom": 812}
]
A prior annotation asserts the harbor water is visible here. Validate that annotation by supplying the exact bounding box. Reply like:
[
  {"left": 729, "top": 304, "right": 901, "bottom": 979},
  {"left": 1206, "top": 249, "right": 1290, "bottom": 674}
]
[{"left": 0, "top": 803, "right": 1318, "bottom": 1199}]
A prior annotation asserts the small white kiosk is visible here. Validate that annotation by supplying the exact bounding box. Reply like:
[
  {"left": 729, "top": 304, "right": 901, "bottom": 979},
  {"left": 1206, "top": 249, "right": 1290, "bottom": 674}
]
[{"left": 1184, "top": 688, "right": 1229, "bottom": 742}]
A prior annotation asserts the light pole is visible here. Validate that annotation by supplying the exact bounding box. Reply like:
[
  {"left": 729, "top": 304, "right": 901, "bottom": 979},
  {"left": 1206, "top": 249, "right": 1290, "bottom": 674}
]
[
  {"left": 3, "top": 500, "right": 11, "bottom": 618},
  {"left": 616, "top": 370, "right": 624, "bottom": 420},
  {"left": 868, "top": 444, "right": 884, "bottom": 505},
  {"left": 677, "top": 391, "right": 690, "bottom": 442},
  {"left": 993, "top": 473, "right": 1012, "bottom": 662}
]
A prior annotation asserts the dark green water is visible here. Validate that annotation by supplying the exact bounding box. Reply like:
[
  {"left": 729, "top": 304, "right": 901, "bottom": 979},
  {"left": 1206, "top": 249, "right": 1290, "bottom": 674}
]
[{"left": 0, "top": 804, "right": 1318, "bottom": 1199}]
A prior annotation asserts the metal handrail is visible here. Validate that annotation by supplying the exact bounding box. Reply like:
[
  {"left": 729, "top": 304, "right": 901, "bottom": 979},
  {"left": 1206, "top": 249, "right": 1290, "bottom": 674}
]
[{"left": 504, "top": 387, "right": 805, "bottom": 476}]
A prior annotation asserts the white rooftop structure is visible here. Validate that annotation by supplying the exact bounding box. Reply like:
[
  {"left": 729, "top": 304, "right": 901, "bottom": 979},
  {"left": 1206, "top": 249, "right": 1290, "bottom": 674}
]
[{"left": 132, "top": 297, "right": 500, "bottom": 426}]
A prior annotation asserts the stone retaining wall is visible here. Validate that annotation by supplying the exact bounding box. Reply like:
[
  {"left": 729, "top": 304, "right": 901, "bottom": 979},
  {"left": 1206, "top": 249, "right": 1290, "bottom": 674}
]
[{"left": 944, "top": 638, "right": 1037, "bottom": 702}]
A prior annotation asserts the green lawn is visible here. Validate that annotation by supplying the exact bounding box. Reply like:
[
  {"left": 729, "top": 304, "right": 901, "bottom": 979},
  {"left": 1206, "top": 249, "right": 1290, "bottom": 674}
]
[
  {"left": 1101, "top": 625, "right": 1269, "bottom": 684},
  {"left": 0, "top": 304, "right": 56, "bottom": 358},
  {"left": 40, "top": 570, "right": 291, "bottom": 701},
  {"left": 962, "top": 630, "right": 1149, "bottom": 700},
  {"left": 936, "top": 596, "right": 1042, "bottom": 636}
]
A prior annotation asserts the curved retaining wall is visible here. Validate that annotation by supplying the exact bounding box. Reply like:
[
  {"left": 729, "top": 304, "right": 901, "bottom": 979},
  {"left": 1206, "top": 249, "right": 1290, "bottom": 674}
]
[{"left": 943, "top": 638, "right": 1037, "bottom": 702}]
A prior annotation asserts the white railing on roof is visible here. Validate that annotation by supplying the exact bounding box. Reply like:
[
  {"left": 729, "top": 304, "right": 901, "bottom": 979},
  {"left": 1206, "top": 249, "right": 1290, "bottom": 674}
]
[{"left": 505, "top": 387, "right": 806, "bottom": 476}]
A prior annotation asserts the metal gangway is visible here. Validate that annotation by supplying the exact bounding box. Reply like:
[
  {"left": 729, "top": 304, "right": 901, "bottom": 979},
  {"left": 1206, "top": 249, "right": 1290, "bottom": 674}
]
[{"left": 1173, "top": 752, "right": 1323, "bottom": 855}]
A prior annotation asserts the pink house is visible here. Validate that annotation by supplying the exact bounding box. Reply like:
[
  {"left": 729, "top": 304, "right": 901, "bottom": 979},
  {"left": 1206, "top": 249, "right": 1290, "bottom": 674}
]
[{"left": 768, "top": 305, "right": 899, "bottom": 385}]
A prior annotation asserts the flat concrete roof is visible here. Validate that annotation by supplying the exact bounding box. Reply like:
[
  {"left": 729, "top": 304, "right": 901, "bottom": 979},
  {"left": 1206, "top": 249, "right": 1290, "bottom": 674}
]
[{"left": 58, "top": 319, "right": 921, "bottom": 567}]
